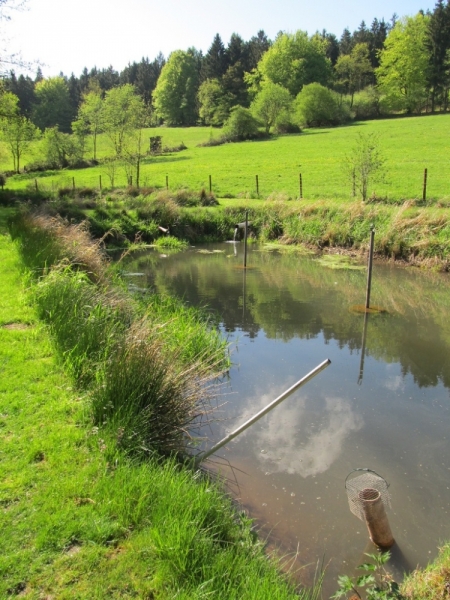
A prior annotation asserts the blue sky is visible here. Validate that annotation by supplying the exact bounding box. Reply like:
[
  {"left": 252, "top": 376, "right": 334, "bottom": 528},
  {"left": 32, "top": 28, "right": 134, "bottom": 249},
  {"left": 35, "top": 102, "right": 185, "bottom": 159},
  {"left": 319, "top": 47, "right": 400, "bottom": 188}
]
[{"left": 3, "top": 0, "right": 437, "bottom": 77}]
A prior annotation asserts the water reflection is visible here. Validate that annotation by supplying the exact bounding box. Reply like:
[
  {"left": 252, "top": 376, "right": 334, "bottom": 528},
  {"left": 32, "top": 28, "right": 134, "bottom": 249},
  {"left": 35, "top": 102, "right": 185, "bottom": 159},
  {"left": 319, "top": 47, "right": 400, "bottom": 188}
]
[
  {"left": 120, "top": 243, "right": 450, "bottom": 595},
  {"left": 232, "top": 391, "right": 363, "bottom": 477}
]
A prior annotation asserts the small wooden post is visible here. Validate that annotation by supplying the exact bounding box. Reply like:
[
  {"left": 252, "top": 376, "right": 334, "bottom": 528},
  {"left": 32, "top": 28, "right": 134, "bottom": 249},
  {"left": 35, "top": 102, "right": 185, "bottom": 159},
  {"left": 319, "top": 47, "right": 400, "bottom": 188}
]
[
  {"left": 243, "top": 211, "right": 248, "bottom": 269},
  {"left": 299, "top": 173, "right": 303, "bottom": 199},
  {"left": 256, "top": 175, "right": 259, "bottom": 196},
  {"left": 72, "top": 176, "right": 75, "bottom": 191},
  {"left": 35, "top": 179, "right": 38, "bottom": 192},
  {"left": 166, "top": 175, "right": 169, "bottom": 190},
  {"left": 365, "top": 227, "right": 375, "bottom": 310},
  {"left": 422, "top": 168, "right": 428, "bottom": 202},
  {"left": 129, "top": 175, "right": 133, "bottom": 187},
  {"left": 99, "top": 175, "right": 102, "bottom": 192},
  {"left": 352, "top": 169, "right": 356, "bottom": 197},
  {"left": 209, "top": 174, "right": 212, "bottom": 193}
]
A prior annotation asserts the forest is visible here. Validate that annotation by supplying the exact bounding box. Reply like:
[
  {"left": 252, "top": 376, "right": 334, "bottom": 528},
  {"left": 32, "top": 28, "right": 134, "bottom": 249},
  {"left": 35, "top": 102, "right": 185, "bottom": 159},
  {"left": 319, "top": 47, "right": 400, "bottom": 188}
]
[{"left": 0, "top": 1, "right": 449, "bottom": 178}]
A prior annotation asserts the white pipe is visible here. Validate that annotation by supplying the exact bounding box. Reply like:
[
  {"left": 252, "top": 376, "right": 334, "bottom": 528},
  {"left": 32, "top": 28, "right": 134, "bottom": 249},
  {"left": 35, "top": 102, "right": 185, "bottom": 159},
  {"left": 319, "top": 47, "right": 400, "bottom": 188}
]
[{"left": 194, "top": 358, "right": 331, "bottom": 465}]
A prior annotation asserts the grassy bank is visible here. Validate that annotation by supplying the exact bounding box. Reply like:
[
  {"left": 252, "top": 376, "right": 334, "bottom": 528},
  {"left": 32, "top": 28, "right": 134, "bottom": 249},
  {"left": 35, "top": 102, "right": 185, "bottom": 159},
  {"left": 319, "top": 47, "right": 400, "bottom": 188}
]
[
  {"left": 2, "top": 115, "right": 450, "bottom": 202},
  {"left": 7, "top": 190, "right": 448, "bottom": 270},
  {"left": 0, "top": 211, "right": 320, "bottom": 598}
]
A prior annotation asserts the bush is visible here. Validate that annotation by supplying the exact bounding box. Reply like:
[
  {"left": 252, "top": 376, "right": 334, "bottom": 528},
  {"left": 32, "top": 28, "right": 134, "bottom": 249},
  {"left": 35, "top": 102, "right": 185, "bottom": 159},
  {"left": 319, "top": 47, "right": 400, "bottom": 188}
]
[
  {"left": 295, "top": 83, "right": 351, "bottom": 127},
  {"left": 352, "top": 86, "right": 384, "bottom": 120},
  {"left": 222, "top": 106, "right": 260, "bottom": 141},
  {"left": 274, "top": 109, "right": 301, "bottom": 134}
]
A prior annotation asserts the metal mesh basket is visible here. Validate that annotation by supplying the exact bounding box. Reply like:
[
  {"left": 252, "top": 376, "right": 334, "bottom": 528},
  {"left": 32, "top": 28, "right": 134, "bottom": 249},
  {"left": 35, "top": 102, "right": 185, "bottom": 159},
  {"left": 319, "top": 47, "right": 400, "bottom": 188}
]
[{"left": 345, "top": 468, "right": 391, "bottom": 521}]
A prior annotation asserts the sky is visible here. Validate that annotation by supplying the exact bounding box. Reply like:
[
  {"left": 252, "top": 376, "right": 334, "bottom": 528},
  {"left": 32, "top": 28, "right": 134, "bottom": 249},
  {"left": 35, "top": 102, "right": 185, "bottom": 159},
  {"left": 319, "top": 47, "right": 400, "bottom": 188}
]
[{"left": 2, "top": 0, "right": 438, "bottom": 78}]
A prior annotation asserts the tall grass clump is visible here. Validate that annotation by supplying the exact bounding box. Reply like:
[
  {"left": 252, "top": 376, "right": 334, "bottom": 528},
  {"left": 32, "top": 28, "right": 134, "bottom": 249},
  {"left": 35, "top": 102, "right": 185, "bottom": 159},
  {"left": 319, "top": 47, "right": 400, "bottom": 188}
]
[
  {"left": 94, "top": 319, "right": 217, "bottom": 457},
  {"left": 9, "top": 208, "right": 226, "bottom": 458},
  {"left": 9, "top": 210, "right": 108, "bottom": 281},
  {"left": 32, "top": 267, "right": 132, "bottom": 385}
]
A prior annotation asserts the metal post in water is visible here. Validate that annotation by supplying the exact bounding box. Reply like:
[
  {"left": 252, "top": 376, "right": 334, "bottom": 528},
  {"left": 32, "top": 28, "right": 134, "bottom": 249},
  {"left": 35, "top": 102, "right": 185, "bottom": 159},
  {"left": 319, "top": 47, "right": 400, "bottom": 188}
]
[
  {"left": 365, "top": 227, "right": 375, "bottom": 310},
  {"left": 243, "top": 210, "right": 248, "bottom": 268},
  {"left": 194, "top": 358, "right": 331, "bottom": 466},
  {"left": 358, "top": 309, "right": 369, "bottom": 385}
]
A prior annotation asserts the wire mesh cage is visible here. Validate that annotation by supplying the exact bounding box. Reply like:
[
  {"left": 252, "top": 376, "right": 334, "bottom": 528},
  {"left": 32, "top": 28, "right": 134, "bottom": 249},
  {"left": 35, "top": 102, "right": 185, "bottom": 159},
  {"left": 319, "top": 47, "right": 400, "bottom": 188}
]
[{"left": 345, "top": 468, "right": 391, "bottom": 522}]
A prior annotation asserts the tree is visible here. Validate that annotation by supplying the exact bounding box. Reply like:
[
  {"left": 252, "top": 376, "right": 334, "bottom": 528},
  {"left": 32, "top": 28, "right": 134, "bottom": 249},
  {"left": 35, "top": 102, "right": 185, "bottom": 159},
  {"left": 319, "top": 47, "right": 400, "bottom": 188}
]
[
  {"left": 41, "top": 126, "right": 83, "bottom": 168},
  {"left": 197, "top": 78, "right": 231, "bottom": 125},
  {"left": 294, "top": 83, "right": 350, "bottom": 127},
  {"left": 344, "top": 132, "right": 386, "bottom": 201},
  {"left": 257, "top": 30, "right": 332, "bottom": 96},
  {"left": 334, "top": 43, "right": 373, "bottom": 106},
  {"left": 201, "top": 34, "right": 227, "bottom": 81},
  {"left": 74, "top": 90, "right": 103, "bottom": 160},
  {"left": 153, "top": 50, "right": 200, "bottom": 125},
  {"left": 426, "top": 0, "right": 450, "bottom": 112},
  {"left": 250, "top": 82, "right": 292, "bottom": 133},
  {"left": 0, "top": 91, "right": 38, "bottom": 172},
  {"left": 32, "top": 76, "right": 73, "bottom": 132},
  {"left": 102, "top": 84, "right": 145, "bottom": 159},
  {"left": 376, "top": 14, "right": 430, "bottom": 114},
  {"left": 5, "top": 71, "right": 35, "bottom": 116}
]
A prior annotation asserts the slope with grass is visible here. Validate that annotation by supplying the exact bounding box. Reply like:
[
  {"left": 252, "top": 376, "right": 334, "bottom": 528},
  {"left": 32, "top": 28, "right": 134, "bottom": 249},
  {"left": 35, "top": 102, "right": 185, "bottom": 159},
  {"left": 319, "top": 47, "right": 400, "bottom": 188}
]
[{"left": 3, "top": 115, "right": 450, "bottom": 202}]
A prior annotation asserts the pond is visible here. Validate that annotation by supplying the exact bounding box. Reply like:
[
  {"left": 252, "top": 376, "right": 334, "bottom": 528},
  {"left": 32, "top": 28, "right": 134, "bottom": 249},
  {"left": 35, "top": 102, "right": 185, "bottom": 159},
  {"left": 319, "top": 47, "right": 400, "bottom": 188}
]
[{"left": 121, "top": 241, "right": 450, "bottom": 597}]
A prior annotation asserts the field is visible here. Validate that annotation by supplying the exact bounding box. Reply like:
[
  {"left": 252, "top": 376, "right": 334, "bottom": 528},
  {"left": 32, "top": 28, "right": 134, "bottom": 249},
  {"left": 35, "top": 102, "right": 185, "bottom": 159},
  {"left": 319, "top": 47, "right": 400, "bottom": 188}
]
[{"left": 2, "top": 114, "right": 450, "bottom": 201}]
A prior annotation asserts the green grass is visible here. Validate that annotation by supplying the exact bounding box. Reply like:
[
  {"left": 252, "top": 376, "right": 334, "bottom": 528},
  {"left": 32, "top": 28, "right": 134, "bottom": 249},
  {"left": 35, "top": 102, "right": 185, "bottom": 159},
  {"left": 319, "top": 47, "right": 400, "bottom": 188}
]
[
  {"left": 0, "top": 211, "right": 323, "bottom": 598},
  {"left": 2, "top": 115, "right": 450, "bottom": 202}
]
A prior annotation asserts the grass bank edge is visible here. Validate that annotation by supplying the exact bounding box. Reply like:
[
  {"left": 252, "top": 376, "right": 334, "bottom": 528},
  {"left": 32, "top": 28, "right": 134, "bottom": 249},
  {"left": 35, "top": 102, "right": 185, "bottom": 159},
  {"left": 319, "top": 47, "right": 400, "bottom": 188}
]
[
  {"left": 5, "top": 189, "right": 448, "bottom": 270},
  {"left": 1, "top": 214, "right": 323, "bottom": 598}
]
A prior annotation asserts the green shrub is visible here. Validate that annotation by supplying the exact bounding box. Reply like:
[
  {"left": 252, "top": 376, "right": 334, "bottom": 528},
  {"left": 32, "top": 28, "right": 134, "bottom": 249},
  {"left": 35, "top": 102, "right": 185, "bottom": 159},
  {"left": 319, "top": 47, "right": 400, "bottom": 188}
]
[
  {"left": 295, "top": 83, "right": 351, "bottom": 127},
  {"left": 222, "top": 106, "right": 260, "bottom": 141}
]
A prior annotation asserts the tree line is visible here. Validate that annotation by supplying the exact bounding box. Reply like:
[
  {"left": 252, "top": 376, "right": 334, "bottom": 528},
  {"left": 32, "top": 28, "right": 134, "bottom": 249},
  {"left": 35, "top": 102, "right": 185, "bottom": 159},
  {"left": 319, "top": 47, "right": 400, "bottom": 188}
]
[{"left": 0, "top": 1, "right": 449, "bottom": 178}]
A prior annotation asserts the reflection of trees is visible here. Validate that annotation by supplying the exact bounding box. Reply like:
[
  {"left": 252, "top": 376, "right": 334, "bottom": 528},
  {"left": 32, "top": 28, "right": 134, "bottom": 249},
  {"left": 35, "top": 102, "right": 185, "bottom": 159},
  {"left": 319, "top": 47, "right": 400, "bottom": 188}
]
[{"left": 122, "top": 246, "right": 450, "bottom": 390}]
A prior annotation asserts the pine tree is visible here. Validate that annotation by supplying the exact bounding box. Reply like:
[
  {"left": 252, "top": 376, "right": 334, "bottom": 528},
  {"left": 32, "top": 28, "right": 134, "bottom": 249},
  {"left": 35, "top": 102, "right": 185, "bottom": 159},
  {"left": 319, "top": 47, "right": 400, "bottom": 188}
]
[{"left": 202, "top": 34, "right": 227, "bottom": 81}]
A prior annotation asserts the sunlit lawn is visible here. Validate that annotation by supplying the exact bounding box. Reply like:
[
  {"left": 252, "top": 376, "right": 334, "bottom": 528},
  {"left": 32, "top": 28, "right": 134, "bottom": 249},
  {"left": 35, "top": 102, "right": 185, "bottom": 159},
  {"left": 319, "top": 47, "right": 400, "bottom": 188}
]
[{"left": 2, "top": 114, "right": 450, "bottom": 201}]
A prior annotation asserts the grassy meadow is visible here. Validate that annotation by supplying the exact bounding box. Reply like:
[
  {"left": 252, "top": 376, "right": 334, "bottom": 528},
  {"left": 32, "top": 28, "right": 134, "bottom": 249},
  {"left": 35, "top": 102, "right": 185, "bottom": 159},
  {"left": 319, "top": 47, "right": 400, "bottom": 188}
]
[{"left": 2, "top": 114, "right": 450, "bottom": 202}]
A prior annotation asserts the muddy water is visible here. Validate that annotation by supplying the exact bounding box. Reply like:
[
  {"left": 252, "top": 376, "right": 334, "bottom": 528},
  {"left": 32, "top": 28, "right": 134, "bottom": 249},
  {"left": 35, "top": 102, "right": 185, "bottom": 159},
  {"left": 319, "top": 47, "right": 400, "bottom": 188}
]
[{"left": 122, "top": 242, "right": 450, "bottom": 597}]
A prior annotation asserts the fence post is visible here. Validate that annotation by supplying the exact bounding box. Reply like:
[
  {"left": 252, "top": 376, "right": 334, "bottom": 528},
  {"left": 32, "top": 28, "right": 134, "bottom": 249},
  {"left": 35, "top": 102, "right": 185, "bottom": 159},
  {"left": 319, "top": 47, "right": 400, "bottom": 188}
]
[
  {"left": 99, "top": 175, "right": 102, "bottom": 192},
  {"left": 209, "top": 174, "right": 212, "bottom": 193},
  {"left": 72, "top": 176, "right": 75, "bottom": 191},
  {"left": 166, "top": 175, "right": 169, "bottom": 190},
  {"left": 299, "top": 173, "right": 303, "bottom": 199},
  {"left": 422, "top": 168, "right": 428, "bottom": 202},
  {"left": 35, "top": 179, "right": 38, "bottom": 192},
  {"left": 256, "top": 175, "right": 259, "bottom": 196}
]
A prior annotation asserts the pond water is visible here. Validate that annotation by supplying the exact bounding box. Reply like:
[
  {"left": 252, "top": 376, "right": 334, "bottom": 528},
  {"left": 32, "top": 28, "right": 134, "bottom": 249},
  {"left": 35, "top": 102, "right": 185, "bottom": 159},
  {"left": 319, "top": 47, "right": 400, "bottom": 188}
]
[{"left": 121, "top": 242, "right": 450, "bottom": 597}]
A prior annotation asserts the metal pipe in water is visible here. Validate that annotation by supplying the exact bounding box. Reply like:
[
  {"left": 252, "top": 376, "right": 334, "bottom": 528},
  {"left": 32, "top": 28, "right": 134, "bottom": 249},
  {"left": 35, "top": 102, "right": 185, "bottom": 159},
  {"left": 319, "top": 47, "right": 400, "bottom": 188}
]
[
  {"left": 359, "top": 488, "right": 395, "bottom": 548},
  {"left": 194, "top": 358, "right": 331, "bottom": 466}
]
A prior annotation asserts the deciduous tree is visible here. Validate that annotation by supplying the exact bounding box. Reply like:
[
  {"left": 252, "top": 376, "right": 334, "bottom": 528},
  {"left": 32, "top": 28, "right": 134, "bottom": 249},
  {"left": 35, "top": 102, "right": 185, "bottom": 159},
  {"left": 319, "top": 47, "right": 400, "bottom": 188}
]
[
  {"left": 153, "top": 50, "right": 200, "bottom": 125},
  {"left": 250, "top": 82, "right": 292, "bottom": 133},
  {"left": 376, "top": 14, "right": 430, "bottom": 114},
  {"left": 257, "top": 30, "right": 332, "bottom": 96}
]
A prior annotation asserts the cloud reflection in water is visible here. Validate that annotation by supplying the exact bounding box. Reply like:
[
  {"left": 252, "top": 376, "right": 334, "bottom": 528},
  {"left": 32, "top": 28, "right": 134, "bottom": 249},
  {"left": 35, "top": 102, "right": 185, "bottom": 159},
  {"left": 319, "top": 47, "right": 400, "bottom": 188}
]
[{"left": 232, "top": 390, "right": 363, "bottom": 477}]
